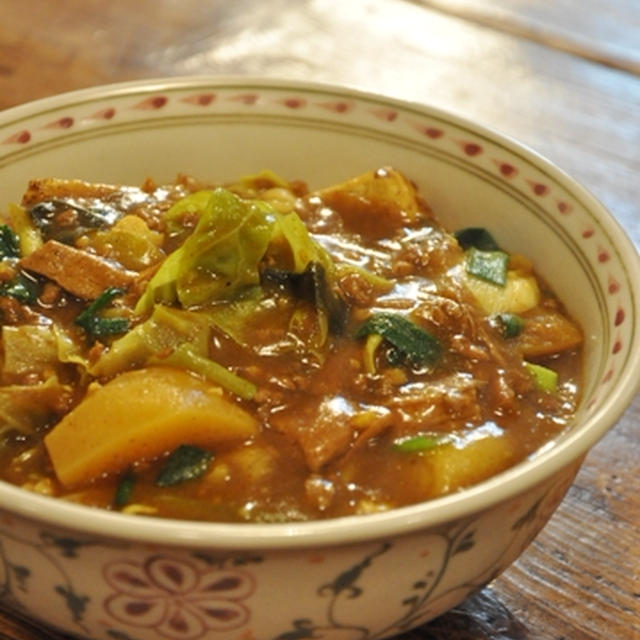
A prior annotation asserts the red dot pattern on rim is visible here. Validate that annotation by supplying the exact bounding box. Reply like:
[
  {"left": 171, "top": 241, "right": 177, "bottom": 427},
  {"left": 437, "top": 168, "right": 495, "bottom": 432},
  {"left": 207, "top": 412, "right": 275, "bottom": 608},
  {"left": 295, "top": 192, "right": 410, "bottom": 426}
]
[
  {"left": 462, "top": 141, "right": 483, "bottom": 156},
  {"left": 0, "top": 88, "right": 627, "bottom": 395},
  {"left": 3, "top": 130, "right": 31, "bottom": 144},
  {"left": 608, "top": 276, "right": 620, "bottom": 294},
  {"left": 598, "top": 247, "right": 611, "bottom": 263},
  {"left": 282, "top": 97, "right": 307, "bottom": 109},
  {"left": 228, "top": 93, "right": 258, "bottom": 105},
  {"left": 410, "top": 122, "right": 444, "bottom": 138},
  {"left": 370, "top": 108, "right": 398, "bottom": 121},
  {"left": 133, "top": 96, "right": 168, "bottom": 110},
  {"left": 318, "top": 100, "right": 354, "bottom": 113},
  {"left": 494, "top": 160, "right": 518, "bottom": 178},
  {"left": 90, "top": 107, "right": 117, "bottom": 120},
  {"left": 527, "top": 180, "right": 549, "bottom": 196},
  {"left": 182, "top": 93, "right": 216, "bottom": 106},
  {"left": 557, "top": 200, "right": 572, "bottom": 214},
  {"left": 44, "top": 117, "right": 74, "bottom": 129}
]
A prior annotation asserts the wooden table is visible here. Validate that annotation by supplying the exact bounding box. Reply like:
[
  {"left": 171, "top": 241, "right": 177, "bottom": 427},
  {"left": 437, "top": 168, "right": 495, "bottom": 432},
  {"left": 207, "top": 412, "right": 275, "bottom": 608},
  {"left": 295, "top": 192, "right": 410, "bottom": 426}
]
[{"left": 1, "top": 1, "right": 638, "bottom": 638}]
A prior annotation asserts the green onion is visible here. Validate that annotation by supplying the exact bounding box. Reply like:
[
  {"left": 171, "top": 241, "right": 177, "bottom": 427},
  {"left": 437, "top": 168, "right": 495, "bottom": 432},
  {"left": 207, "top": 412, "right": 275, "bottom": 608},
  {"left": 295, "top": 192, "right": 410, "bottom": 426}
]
[
  {"left": 156, "top": 445, "right": 213, "bottom": 487},
  {"left": 75, "top": 287, "right": 130, "bottom": 338},
  {"left": 0, "top": 272, "right": 39, "bottom": 303},
  {"left": 495, "top": 312, "right": 525, "bottom": 338},
  {"left": 114, "top": 470, "right": 136, "bottom": 507},
  {"left": 356, "top": 313, "right": 441, "bottom": 369},
  {"left": 454, "top": 227, "right": 500, "bottom": 251},
  {"left": 393, "top": 434, "right": 447, "bottom": 453},
  {"left": 524, "top": 361, "right": 558, "bottom": 392},
  {"left": 466, "top": 248, "right": 509, "bottom": 287},
  {"left": 153, "top": 342, "right": 257, "bottom": 400},
  {"left": 0, "top": 225, "right": 20, "bottom": 259}
]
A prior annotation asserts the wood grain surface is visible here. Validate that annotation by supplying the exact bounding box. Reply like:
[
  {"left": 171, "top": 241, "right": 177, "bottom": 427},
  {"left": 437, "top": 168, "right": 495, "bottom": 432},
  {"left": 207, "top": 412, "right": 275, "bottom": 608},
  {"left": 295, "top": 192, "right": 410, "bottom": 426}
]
[{"left": 0, "top": 1, "right": 638, "bottom": 639}]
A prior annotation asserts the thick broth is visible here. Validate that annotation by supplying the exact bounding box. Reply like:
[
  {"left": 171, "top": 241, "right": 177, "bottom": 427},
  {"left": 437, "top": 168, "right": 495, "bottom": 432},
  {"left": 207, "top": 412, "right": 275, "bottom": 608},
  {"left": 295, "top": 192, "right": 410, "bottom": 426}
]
[{"left": 0, "top": 168, "right": 582, "bottom": 522}]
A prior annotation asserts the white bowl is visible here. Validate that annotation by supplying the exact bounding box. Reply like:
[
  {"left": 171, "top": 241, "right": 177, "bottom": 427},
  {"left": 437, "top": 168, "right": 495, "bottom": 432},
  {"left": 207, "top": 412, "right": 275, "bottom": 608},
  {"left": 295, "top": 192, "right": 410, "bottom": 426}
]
[{"left": 0, "top": 77, "right": 638, "bottom": 640}]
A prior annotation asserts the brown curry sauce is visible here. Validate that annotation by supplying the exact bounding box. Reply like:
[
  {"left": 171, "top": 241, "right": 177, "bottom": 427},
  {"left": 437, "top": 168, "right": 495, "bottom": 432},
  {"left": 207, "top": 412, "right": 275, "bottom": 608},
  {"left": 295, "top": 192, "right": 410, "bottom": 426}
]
[{"left": 0, "top": 168, "right": 582, "bottom": 522}]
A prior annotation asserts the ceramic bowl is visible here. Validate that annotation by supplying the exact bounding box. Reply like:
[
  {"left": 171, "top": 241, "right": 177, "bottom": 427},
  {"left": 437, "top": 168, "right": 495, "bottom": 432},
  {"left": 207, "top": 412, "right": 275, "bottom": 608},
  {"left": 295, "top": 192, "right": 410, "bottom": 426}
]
[{"left": 0, "top": 77, "right": 638, "bottom": 640}]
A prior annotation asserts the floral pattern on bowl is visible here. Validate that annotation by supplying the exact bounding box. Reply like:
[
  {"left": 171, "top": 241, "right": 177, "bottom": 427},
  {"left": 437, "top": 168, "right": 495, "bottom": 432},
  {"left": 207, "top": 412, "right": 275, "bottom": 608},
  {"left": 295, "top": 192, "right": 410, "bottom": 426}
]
[{"left": 0, "top": 459, "right": 580, "bottom": 640}]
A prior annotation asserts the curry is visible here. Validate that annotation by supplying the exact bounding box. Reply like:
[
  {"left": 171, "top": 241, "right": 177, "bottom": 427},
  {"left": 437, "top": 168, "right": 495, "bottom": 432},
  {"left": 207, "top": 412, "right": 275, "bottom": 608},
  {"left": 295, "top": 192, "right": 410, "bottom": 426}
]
[{"left": 0, "top": 168, "right": 582, "bottom": 522}]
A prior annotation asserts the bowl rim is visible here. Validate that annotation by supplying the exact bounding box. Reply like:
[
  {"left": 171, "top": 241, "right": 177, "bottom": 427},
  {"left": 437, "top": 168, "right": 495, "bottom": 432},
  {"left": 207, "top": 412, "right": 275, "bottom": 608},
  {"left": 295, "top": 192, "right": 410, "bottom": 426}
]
[{"left": 1, "top": 75, "right": 639, "bottom": 549}]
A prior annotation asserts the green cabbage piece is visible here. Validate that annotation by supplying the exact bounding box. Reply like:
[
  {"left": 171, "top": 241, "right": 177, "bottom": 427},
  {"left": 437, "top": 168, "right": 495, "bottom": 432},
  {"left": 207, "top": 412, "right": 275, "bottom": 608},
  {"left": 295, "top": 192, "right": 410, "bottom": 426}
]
[
  {"left": 135, "top": 188, "right": 276, "bottom": 314},
  {"left": 90, "top": 305, "right": 210, "bottom": 378}
]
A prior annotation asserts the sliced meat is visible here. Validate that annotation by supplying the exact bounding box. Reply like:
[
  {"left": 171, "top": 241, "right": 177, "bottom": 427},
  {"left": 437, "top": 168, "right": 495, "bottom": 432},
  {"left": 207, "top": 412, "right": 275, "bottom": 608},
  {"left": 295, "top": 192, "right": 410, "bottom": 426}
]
[
  {"left": 414, "top": 291, "right": 479, "bottom": 339},
  {"left": 20, "top": 240, "right": 134, "bottom": 300},
  {"left": 271, "top": 397, "right": 355, "bottom": 471},
  {"left": 389, "top": 373, "right": 482, "bottom": 434},
  {"left": 21, "top": 178, "right": 121, "bottom": 207},
  {"left": 270, "top": 396, "right": 393, "bottom": 471}
]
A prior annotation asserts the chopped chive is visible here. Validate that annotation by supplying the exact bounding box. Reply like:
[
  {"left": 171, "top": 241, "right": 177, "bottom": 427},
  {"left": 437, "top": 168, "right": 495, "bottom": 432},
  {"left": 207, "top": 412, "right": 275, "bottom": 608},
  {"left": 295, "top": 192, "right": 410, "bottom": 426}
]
[
  {"left": 356, "top": 313, "right": 441, "bottom": 369},
  {"left": 466, "top": 248, "right": 509, "bottom": 287},
  {"left": 524, "top": 361, "right": 558, "bottom": 393},
  {"left": 114, "top": 470, "right": 136, "bottom": 508},
  {"left": 393, "top": 434, "right": 446, "bottom": 453},
  {"left": 0, "top": 224, "right": 20, "bottom": 259},
  {"left": 495, "top": 312, "right": 525, "bottom": 338},
  {"left": 75, "top": 286, "right": 130, "bottom": 338},
  {"left": 0, "top": 272, "right": 39, "bottom": 303},
  {"left": 156, "top": 445, "right": 214, "bottom": 487},
  {"left": 454, "top": 227, "right": 500, "bottom": 251}
]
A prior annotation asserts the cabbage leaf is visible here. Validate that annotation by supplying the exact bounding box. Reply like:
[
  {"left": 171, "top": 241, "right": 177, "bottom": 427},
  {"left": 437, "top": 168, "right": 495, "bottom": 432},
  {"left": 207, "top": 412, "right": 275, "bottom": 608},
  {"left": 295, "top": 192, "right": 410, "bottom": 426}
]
[{"left": 135, "top": 188, "right": 276, "bottom": 313}]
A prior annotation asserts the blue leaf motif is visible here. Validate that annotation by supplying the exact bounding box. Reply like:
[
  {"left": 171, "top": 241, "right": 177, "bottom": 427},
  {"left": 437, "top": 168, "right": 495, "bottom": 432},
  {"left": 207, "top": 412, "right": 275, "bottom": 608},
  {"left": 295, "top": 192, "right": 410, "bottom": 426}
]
[
  {"left": 319, "top": 542, "right": 391, "bottom": 599},
  {"left": 55, "top": 584, "right": 90, "bottom": 623}
]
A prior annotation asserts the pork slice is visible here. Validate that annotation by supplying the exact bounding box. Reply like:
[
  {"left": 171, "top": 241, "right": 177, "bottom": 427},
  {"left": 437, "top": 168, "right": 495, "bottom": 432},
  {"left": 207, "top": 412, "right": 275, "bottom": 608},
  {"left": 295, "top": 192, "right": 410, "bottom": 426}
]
[
  {"left": 21, "top": 178, "right": 121, "bottom": 207},
  {"left": 270, "top": 396, "right": 394, "bottom": 472},
  {"left": 20, "top": 240, "right": 134, "bottom": 300},
  {"left": 389, "top": 373, "right": 482, "bottom": 434}
]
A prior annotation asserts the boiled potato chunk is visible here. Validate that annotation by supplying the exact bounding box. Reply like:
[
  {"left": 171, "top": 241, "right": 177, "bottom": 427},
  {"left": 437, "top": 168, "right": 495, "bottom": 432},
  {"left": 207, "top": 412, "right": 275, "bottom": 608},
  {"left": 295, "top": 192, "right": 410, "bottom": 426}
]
[
  {"left": 464, "top": 269, "right": 540, "bottom": 314},
  {"left": 45, "top": 367, "right": 258, "bottom": 488},
  {"left": 314, "top": 167, "right": 425, "bottom": 236},
  {"left": 516, "top": 309, "right": 582, "bottom": 357},
  {"left": 429, "top": 435, "right": 515, "bottom": 495}
]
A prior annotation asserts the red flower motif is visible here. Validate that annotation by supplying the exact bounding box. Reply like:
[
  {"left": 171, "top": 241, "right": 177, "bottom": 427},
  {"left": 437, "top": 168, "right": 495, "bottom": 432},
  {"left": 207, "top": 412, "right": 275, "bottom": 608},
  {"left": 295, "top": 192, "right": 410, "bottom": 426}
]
[{"left": 103, "top": 555, "right": 255, "bottom": 639}]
